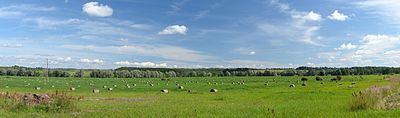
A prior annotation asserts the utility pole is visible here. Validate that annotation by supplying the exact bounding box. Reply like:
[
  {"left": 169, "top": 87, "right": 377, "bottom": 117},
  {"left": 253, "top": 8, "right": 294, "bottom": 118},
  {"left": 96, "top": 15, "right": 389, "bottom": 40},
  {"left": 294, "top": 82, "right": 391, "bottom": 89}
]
[{"left": 46, "top": 58, "right": 49, "bottom": 81}]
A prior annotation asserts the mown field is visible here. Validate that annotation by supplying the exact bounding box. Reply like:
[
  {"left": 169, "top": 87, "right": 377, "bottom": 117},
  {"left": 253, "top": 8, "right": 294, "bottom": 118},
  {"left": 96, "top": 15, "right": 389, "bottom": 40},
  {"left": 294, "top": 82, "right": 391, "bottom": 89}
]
[{"left": 0, "top": 75, "right": 400, "bottom": 117}]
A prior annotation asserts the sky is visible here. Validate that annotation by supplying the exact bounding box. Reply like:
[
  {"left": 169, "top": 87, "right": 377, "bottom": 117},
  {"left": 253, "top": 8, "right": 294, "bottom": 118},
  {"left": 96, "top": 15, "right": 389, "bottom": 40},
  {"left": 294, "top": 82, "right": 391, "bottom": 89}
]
[{"left": 0, "top": 0, "right": 400, "bottom": 69}]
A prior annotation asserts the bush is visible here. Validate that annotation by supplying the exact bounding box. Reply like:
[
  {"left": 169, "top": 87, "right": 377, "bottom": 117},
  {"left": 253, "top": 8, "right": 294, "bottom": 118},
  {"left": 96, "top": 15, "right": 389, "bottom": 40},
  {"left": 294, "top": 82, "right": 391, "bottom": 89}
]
[
  {"left": 301, "top": 77, "right": 308, "bottom": 81},
  {"left": 336, "top": 76, "right": 342, "bottom": 81}
]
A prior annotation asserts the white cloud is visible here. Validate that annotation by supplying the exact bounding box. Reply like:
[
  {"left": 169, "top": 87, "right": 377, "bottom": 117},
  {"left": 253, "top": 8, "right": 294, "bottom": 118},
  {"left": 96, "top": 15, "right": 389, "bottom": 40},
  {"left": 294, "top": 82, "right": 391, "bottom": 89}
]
[
  {"left": 354, "top": 0, "right": 400, "bottom": 25},
  {"left": 118, "top": 38, "right": 129, "bottom": 42},
  {"left": 249, "top": 51, "right": 256, "bottom": 55},
  {"left": 301, "top": 11, "right": 322, "bottom": 21},
  {"left": 0, "top": 43, "right": 23, "bottom": 48},
  {"left": 83, "top": 2, "right": 113, "bottom": 17},
  {"left": 266, "top": 0, "right": 324, "bottom": 46},
  {"left": 319, "top": 34, "right": 400, "bottom": 66},
  {"left": 328, "top": 10, "right": 349, "bottom": 21},
  {"left": 79, "top": 58, "right": 104, "bottom": 64},
  {"left": 24, "top": 18, "right": 81, "bottom": 29},
  {"left": 62, "top": 44, "right": 214, "bottom": 62},
  {"left": 114, "top": 61, "right": 167, "bottom": 67},
  {"left": 234, "top": 47, "right": 256, "bottom": 55},
  {"left": 0, "top": 4, "right": 55, "bottom": 18},
  {"left": 56, "top": 57, "right": 72, "bottom": 62},
  {"left": 158, "top": 25, "right": 188, "bottom": 35},
  {"left": 225, "top": 59, "right": 282, "bottom": 68},
  {"left": 335, "top": 43, "right": 357, "bottom": 50}
]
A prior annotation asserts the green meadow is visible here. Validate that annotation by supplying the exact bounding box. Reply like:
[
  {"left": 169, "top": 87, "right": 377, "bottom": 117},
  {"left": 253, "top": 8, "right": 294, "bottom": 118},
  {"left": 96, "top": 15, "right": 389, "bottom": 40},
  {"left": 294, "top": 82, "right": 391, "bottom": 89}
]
[{"left": 0, "top": 75, "right": 399, "bottom": 117}]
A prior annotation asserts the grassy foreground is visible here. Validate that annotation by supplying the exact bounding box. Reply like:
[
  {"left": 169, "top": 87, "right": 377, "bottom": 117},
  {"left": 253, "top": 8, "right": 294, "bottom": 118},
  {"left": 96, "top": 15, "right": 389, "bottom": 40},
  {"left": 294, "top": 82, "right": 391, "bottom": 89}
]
[{"left": 0, "top": 75, "right": 400, "bottom": 117}]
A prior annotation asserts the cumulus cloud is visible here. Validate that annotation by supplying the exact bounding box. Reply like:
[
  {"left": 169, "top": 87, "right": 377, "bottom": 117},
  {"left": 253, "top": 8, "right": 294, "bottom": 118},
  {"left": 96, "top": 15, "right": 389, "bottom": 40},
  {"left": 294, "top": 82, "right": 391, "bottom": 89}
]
[
  {"left": 335, "top": 43, "right": 357, "bottom": 50},
  {"left": 319, "top": 34, "right": 400, "bottom": 66},
  {"left": 114, "top": 61, "right": 167, "bottom": 67},
  {"left": 301, "top": 11, "right": 322, "bottom": 21},
  {"left": 158, "top": 25, "right": 188, "bottom": 35},
  {"left": 83, "top": 2, "right": 113, "bottom": 17},
  {"left": 328, "top": 10, "right": 349, "bottom": 21},
  {"left": 79, "top": 58, "right": 104, "bottom": 64}
]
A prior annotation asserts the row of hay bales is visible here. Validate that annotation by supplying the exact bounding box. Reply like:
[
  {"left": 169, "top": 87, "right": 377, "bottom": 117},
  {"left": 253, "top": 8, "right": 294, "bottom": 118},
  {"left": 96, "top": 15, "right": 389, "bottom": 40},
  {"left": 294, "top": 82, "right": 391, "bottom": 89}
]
[{"left": 160, "top": 88, "right": 218, "bottom": 93}]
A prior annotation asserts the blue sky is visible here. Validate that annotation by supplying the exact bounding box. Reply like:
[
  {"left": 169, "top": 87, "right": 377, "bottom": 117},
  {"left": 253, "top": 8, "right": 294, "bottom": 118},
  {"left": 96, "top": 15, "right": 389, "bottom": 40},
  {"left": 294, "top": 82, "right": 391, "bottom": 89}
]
[{"left": 0, "top": 0, "right": 400, "bottom": 69}]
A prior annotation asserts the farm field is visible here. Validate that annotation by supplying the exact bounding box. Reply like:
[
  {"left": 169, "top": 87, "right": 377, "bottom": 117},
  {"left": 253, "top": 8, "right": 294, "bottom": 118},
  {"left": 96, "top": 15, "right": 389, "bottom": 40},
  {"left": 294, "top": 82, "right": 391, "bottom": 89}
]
[{"left": 0, "top": 75, "right": 400, "bottom": 117}]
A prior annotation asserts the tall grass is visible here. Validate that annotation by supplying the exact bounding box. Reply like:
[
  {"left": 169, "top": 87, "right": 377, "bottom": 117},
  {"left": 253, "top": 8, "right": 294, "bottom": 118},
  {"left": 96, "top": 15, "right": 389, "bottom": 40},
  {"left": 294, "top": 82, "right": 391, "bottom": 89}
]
[
  {"left": 0, "top": 91, "right": 80, "bottom": 112},
  {"left": 350, "top": 76, "right": 400, "bottom": 111}
]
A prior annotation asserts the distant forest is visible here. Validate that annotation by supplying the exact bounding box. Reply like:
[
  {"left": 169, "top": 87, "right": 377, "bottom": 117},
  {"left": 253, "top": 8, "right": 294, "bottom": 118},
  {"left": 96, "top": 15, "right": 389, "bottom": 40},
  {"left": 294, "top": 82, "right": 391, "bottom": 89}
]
[{"left": 0, "top": 66, "right": 399, "bottom": 78}]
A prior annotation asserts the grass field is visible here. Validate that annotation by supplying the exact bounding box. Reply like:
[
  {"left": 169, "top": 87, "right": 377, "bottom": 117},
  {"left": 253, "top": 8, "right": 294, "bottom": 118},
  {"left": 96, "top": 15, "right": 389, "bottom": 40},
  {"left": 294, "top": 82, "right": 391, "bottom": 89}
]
[{"left": 0, "top": 75, "right": 400, "bottom": 117}]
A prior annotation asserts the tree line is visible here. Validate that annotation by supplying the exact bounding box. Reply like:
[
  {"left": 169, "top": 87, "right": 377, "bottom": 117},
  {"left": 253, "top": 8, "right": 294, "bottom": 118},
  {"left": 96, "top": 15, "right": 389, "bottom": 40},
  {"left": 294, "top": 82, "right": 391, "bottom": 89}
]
[{"left": 0, "top": 66, "right": 400, "bottom": 78}]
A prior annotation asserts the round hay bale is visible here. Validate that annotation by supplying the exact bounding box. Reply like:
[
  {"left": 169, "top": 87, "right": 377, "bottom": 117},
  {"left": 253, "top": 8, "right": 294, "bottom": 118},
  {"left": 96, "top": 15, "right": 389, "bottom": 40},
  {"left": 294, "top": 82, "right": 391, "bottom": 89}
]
[
  {"left": 149, "top": 84, "right": 154, "bottom": 86},
  {"left": 103, "top": 86, "right": 107, "bottom": 88},
  {"left": 178, "top": 86, "right": 184, "bottom": 89},
  {"left": 176, "top": 83, "right": 180, "bottom": 86},
  {"left": 92, "top": 89, "right": 100, "bottom": 93},
  {"left": 351, "top": 82, "right": 356, "bottom": 85},
  {"left": 133, "top": 84, "right": 136, "bottom": 86},
  {"left": 320, "top": 82, "right": 324, "bottom": 85},
  {"left": 113, "top": 85, "right": 117, "bottom": 87},
  {"left": 187, "top": 90, "right": 194, "bottom": 93},
  {"left": 161, "top": 89, "right": 168, "bottom": 93},
  {"left": 35, "top": 87, "right": 41, "bottom": 90},
  {"left": 108, "top": 88, "right": 113, "bottom": 91},
  {"left": 264, "top": 83, "right": 269, "bottom": 86},
  {"left": 210, "top": 89, "right": 218, "bottom": 92},
  {"left": 289, "top": 84, "right": 295, "bottom": 87},
  {"left": 302, "top": 83, "right": 307, "bottom": 86},
  {"left": 51, "top": 85, "right": 55, "bottom": 88},
  {"left": 70, "top": 87, "right": 76, "bottom": 91}
]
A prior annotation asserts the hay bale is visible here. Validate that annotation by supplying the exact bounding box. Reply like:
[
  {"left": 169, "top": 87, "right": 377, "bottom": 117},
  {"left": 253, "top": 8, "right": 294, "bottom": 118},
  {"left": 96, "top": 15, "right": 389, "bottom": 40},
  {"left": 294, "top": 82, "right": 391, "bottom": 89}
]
[
  {"left": 161, "top": 89, "right": 168, "bottom": 93},
  {"left": 289, "top": 84, "right": 295, "bottom": 87},
  {"left": 108, "top": 88, "right": 113, "bottom": 91},
  {"left": 103, "top": 86, "right": 107, "bottom": 88},
  {"left": 210, "top": 89, "right": 218, "bottom": 92},
  {"left": 178, "top": 86, "right": 184, "bottom": 89},
  {"left": 133, "top": 84, "right": 136, "bottom": 86},
  {"left": 92, "top": 89, "right": 100, "bottom": 93},
  {"left": 113, "top": 85, "right": 117, "bottom": 87},
  {"left": 302, "top": 83, "right": 307, "bottom": 86},
  {"left": 35, "top": 87, "right": 41, "bottom": 90},
  {"left": 320, "top": 82, "right": 324, "bottom": 85},
  {"left": 70, "top": 87, "right": 76, "bottom": 91},
  {"left": 149, "top": 84, "right": 154, "bottom": 86},
  {"left": 351, "top": 82, "right": 356, "bottom": 85}
]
